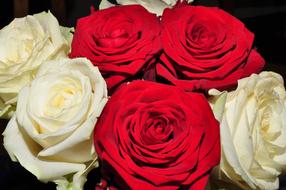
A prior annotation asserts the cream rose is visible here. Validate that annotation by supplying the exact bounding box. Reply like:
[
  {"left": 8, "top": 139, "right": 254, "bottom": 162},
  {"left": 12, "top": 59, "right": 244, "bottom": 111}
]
[
  {"left": 208, "top": 72, "right": 286, "bottom": 190},
  {"left": 0, "top": 11, "right": 72, "bottom": 118},
  {"left": 99, "top": 0, "right": 194, "bottom": 15},
  {"left": 3, "top": 58, "right": 108, "bottom": 190}
]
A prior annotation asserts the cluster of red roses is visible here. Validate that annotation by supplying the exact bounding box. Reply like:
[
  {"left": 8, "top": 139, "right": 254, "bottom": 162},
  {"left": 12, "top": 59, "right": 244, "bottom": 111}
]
[{"left": 70, "top": 3, "right": 265, "bottom": 190}]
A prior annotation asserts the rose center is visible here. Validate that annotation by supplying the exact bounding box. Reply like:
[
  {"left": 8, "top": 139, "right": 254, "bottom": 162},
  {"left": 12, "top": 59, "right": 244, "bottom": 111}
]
[
  {"left": 142, "top": 117, "right": 173, "bottom": 145},
  {"left": 188, "top": 24, "right": 217, "bottom": 48},
  {"left": 44, "top": 77, "right": 82, "bottom": 121},
  {"left": 155, "top": 124, "right": 164, "bottom": 134},
  {"left": 257, "top": 89, "right": 282, "bottom": 140},
  {"left": 51, "top": 87, "right": 75, "bottom": 108}
]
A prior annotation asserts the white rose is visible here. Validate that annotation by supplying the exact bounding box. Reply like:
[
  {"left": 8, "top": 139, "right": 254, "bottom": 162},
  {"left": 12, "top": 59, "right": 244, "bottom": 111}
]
[
  {"left": 99, "top": 0, "right": 193, "bottom": 16},
  {"left": 3, "top": 58, "right": 108, "bottom": 190},
  {"left": 0, "top": 11, "right": 72, "bottom": 118},
  {"left": 208, "top": 72, "right": 286, "bottom": 190}
]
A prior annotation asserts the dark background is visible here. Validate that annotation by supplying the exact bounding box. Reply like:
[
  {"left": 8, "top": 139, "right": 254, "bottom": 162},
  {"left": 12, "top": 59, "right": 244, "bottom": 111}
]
[{"left": 0, "top": 0, "right": 286, "bottom": 189}]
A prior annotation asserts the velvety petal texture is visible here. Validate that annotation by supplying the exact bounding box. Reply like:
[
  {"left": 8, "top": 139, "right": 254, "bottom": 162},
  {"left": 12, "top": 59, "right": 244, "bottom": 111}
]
[
  {"left": 0, "top": 11, "right": 72, "bottom": 118},
  {"left": 94, "top": 80, "right": 220, "bottom": 190},
  {"left": 3, "top": 58, "right": 108, "bottom": 190},
  {"left": 70, "top": 5, "right": 161, "bottom": 94},
  {"left": 155, "top": 5, "right": 265, "bottom": 92},
  {"left": 209, "top": 72, "right": 286, "bottom": 190}
]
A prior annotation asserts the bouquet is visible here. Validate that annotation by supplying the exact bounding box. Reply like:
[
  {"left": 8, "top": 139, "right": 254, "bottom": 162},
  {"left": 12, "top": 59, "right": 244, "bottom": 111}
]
[{"left": 1, "top": 1, "right": 286, "bottom": 190}]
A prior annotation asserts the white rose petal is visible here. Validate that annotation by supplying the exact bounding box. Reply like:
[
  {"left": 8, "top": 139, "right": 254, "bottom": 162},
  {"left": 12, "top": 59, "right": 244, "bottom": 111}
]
[
  {"left": 99, "top": 0, "right": 194, "bottom": 16},
  {"left": 3, "top": 58, "right": 108, "bottom": 189},
  {"left": 0, "top": 11, "right": 73, "bottom": 119},
  {"left": 60, "top": 26, "right": 75, "bottom": 52},
  {"left": 208, "top": 71, "right": 286, "bottom": 190},
  {"left": 4, "top": 116, "right": 86, "bottom": 181},
  {"left": 208, "top": 89, "right": 227, "bottom": 122},
  {"left": 0, "top": 99, "right": 14, "bottom": 119},
  {"left": 99, "top": 0, "right": 116, "bottom": 10}
]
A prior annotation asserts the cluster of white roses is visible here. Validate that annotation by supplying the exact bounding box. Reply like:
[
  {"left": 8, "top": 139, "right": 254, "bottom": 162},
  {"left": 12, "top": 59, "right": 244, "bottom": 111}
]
[
  {"left": 1, "top": 1, "right": 286, "bottom": 190},
  {"left": 1, "top": 12, "right": 108, "bottom": 190}
]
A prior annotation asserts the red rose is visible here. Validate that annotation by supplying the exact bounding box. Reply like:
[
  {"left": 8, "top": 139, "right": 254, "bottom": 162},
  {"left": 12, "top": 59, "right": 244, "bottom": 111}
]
[
  {"left": 94, "top": 80, "right": 220, "bottom": 190},
  {"left": 69, "top": 5, "right": 161, "bottom": 93},
  {"left": 155, "top": 5, "right": 265, "bottom": 91}
]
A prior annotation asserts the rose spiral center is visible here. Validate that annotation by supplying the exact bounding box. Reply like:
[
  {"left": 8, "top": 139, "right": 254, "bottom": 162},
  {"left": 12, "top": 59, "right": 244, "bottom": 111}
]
[
  {"left": 43, "top": 77, "right": 82, "bottom": 123},
  {"left": 142, "top": 117, "right": 173, "bottom": 145},
  {"left": 188, "top": 24, "right": 217, "bottom": 48}
]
